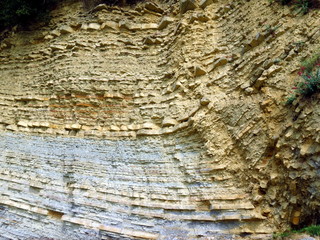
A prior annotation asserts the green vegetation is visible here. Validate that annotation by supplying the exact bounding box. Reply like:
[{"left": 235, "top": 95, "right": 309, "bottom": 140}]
[
  {"left": 301, "top": 52, "right": 320, "bottom": 73},
  {"left": 285, "top": 52, "right": 320, "bottom": 105},
  {"left": 285, "top": 94, "right": 297, "bottom": 105},
  {"left": 271, "top": 0, "right": 320, "bottom": 14},
  {"left": 0, "top": 0, "right": 58, "bottom": 30},
  {"left": 273, "top": 225, "right": 320, "bottom": 239},
  {"left": 300, "top": 225, "right": 320, "bottom": 236},
  {"left": 273, "top": 231, "right": 290, "bottom": 239},
  {"left": 291, "top": 0, "right": 312, "bottom": 14},
  {"left": 0, "top": 0, "right": 142, "bottom": 31}
]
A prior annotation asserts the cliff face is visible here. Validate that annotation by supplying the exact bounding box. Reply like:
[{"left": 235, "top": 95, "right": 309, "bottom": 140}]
[{"left": 0, "top": 0, "right": 320, "bottom": 239}]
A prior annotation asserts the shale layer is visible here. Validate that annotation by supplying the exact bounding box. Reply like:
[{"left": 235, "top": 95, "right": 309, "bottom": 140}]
[{"left": 0, "top": 0, "right": 320, "bottom": 239}]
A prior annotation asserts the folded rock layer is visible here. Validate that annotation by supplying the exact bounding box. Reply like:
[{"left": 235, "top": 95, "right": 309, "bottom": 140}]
[{"left": 0, "top": 0, "right": 320, "bottom": 239}]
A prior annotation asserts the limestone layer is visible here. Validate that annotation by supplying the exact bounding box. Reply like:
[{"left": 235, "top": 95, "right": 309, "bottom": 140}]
[
  {"left": 0, "top": 131, "right": 266, "bottom": 239},
  {"left": 0, "top": 0, "right": 320, "bottom": 239}
]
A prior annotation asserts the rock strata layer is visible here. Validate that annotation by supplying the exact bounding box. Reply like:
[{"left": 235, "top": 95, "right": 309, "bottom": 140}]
[
  {"left": 0, "top": 131, "right": 266, "bottom": 239},
  {"left": 0, "top": 0, "right": 320, "bottom": 239}
]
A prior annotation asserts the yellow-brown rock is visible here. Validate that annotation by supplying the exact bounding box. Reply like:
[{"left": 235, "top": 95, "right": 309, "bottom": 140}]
[{"left": 0, "top": 0, "right": 320, "bottom": 239}]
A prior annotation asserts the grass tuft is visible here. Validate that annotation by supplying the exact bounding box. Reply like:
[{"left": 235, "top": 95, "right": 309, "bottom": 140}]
[
  {"left": 273, "top": 225, "right": 320, "bottom": 239},
  {"left": 297, "top": 225, "right": 320, "bottom": 236}
]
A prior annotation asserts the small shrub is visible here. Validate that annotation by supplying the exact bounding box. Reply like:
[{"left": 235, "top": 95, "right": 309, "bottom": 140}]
[
  {"left": 0, "top": 0, "right": 58, "bottom": 31},
  {"left": 301, "top": 52, "right": 320, "bottom": 73},
  {"left": 0, "top": 0, "right": 142, "bottom": 30},
  {"left": 293, "top": 0, "right": 309, "bottom": 14},
  {"left": 271, "top": 0, "right": 320, "bottom": 14},
  {"left": 296, "top": 68, "right": 320, "bottom": 96},
  {"left": 285, "top": 54, "right": 320, "bottom": 105}
]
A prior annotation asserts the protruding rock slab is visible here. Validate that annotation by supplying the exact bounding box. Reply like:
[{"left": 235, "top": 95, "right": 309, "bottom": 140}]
[{"left": 180, "top": 0, "right": 197, "bottom": 14}]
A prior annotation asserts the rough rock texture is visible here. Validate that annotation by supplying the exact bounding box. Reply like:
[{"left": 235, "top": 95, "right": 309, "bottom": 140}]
[
  {"left": 0, "top": 0, "right": 320, "bottom": 239},
  {"left": 0, "top": 131, "right": 266, "bottom": 239}
]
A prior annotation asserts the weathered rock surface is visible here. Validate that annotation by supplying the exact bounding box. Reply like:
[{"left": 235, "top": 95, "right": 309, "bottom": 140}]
[
  {"left": 0, "top": 131, "right": 267, "bottom": 239},
  {"left": 0, "top": 0, "right": 320, "bottom": 239}
]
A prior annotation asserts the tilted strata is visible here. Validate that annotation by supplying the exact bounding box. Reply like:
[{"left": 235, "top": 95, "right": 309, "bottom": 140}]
[{"left": 0, "top": 0, "right": 320, "bottom": 239}]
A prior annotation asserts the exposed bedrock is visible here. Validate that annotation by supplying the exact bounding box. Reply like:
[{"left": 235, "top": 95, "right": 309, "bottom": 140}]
[
  {"left": 0, "top": 131, "right": 266, "bottom": 239},
  {"left": 0, "top": 0, "right": 320, "bottom": 238}
]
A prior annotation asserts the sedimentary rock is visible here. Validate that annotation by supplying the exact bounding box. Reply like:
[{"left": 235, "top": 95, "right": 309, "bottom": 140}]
[{"left": 0, "top": 0, "right": 319, "bottom": 239}]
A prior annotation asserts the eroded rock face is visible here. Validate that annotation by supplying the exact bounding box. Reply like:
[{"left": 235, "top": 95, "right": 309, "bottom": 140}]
[
  {"left": 0, "top": 131, "right": 266, "bottom": 239},
  {"left": 0, "top": 0, "right": 319, "bottom": 238}
]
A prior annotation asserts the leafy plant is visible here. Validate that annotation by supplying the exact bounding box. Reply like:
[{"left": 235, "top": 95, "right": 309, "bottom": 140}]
[
  {"left": 0, "top": 0, "right": 58, "bottom": 31},
  {"left": 294, "top": 0, "right": 308, "bottom": 13},
  {"left": 285, "top": 94, "right": 297, "bottom": 105},
  {"left": 271, "top": 0, "right": 320, "bottom": 14},
  {"left": 296, "top": 68, "right": 320, "bottom": 96},
  {"left": 285, "top": 54, "right": 320, "bottom": 105},
  {"left": 0, "top": 0, "right": 142, "bottom": 30},
  {"left": 301, "top": 52, "right": 320, "bottom": 73}
]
